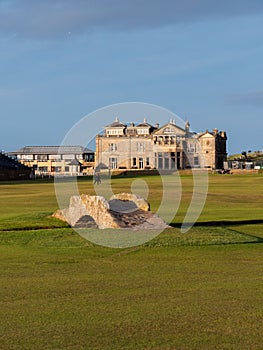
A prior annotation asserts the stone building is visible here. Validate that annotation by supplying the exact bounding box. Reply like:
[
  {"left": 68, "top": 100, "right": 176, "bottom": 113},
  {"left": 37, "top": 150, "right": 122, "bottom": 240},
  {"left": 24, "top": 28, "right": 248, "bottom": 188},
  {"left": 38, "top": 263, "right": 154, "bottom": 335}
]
[
  {"left": 96, "top": 118, "right": 227, "bottom": 170},
  {"left": 198, "top": 129, "right": 228, "bottom": 169}
]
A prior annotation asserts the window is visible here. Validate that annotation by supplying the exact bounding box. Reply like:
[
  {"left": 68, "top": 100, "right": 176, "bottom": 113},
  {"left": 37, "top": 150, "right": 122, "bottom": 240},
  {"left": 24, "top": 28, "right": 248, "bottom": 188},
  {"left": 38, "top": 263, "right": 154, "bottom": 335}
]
[
  {"left": 133, "top": 157, "right": 137, "bottom": 166},
  {"left": 154, "top": 153, "right": 158, "bottom": 168},
  {"left": 109, "top": 143, "right": 117, "bottom": 152},
  {"left": 146, "top": 157, "right": 150, "bottom": 166},
  {"left": 187, "top": 144, "right": 196, "bottom": 153},
  {"left": 107, "top": 129, "right": 119, "bottom": 135},
  {"left": 171, "top": 152, "right": 176, "bottom": 169},
  {"left": 137, "top": 142, "right": 144, "bottom": 152},
  {"left": 194, "top": 157, "right": 199, "bottom": 166},
  {"left": 137, "top": 129, "right": 148, "bottom": 134},
  {"left": 164, "top": 152, "right": 169, "bottom": 169},
  {"left": 36, "top": 155, "right": 48, "bottom": 161},
  {"left": 38, "top": 166, "right": 48, "bottom": 172},
  {"left": 84, "top": 154, "right": 94, "bottom": 162},
  {"left": 62, "top": 154, "right": 75, "bottom": 160},
  {"left": 21, "top": 154, "right": 33, "bottom": 160},
  {"left": 107, "top": 128, "right": 123, "bottom": 135},
  {"left": 177, "top": 152, "right": 181, "bottom": 169},
  {"left": 49, "top": 154, "right": 61, "bottom": 161},
  {"left": 109, "top": 157, "right": 117, "bottom": 169},
  {"left": 139, "top": 157, "right": 144, "bottom": 169},
  {"left": 163, "top": 127, "right": 174, "bottom": 134},
  {"left": 158, "top": 152, "right": 163, "bottom": 169},
  {"left": 187, "top": 140, "right": 197, "bottom": 153}
]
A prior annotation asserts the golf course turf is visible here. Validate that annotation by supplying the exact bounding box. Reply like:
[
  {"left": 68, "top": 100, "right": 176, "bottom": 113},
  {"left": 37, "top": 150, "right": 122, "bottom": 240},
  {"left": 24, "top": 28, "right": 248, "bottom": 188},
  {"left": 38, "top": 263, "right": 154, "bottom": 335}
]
[{"left": 0, "top": 174, "right": 262, "bottom": 349}]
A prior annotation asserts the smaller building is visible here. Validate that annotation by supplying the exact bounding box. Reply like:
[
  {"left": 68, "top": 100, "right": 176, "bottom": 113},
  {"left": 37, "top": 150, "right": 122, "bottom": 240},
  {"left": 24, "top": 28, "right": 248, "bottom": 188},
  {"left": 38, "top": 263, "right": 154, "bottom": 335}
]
[
  {"left": 10, "top": 146, "right": 95, "bottom": 177},
  {"left": 198, "top": 129, "right": 228, "bottom": 169}
]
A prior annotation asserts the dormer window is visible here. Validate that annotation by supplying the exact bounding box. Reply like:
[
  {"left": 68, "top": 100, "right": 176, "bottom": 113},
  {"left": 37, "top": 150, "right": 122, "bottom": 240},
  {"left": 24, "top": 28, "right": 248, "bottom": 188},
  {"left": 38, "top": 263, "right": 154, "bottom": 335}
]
[
  {"left": 106, "top": 128, "right": 124, "bottom": 135},
  {"left": 137, "top": 128, "right": 149, "bottom": 135}
]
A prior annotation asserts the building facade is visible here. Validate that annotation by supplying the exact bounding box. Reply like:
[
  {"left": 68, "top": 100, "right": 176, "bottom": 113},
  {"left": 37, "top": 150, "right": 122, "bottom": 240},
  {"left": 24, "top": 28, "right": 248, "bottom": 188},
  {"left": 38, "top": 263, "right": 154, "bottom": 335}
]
[
  {"left": 96, "top": 118, "right": 227, "bottom": 171},
  {"left": 11, "top": 146, "right": 95, "bottom": 176}
]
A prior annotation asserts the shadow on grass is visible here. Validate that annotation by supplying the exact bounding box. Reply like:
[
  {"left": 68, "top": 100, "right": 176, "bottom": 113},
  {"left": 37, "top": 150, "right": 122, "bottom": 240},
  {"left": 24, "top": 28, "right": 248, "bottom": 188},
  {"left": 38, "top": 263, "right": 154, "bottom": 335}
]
[
  {"left": 170, "top": 219, "right": 263, "bottom": 228},
  {"left": 1, "top": 214, "right": 263, "bottom": 249}
]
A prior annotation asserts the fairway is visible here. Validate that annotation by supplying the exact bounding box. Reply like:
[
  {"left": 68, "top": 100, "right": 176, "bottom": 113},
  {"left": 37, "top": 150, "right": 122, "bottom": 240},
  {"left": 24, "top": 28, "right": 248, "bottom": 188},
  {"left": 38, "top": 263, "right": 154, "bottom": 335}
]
[{"left": 0, "top": 174, "right": 263, "bottom": 349}]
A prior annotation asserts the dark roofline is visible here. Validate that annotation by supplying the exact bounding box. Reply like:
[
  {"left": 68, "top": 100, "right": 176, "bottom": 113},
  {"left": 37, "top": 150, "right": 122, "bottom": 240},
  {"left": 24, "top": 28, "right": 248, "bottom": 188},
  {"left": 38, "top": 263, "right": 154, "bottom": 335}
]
[
  {"left": 105, "top": 117, "right": 127, "bottom": 128},
  {"left": 105, "top": 122, "right": 127, "bottom": 128},
  {"left": 198, "top": 130, "right": 216, "bottom": 138},
  {"left": 10, "top": 146, "right": 94, "bottom": 155},
  {"left": 136, "top": 122, "right": 154, "bottom": 128}
]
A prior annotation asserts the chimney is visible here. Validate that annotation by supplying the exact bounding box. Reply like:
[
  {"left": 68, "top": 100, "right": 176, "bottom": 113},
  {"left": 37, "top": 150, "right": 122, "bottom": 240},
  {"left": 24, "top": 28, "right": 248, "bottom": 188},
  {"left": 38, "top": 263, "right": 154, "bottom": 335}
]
[{"left": 213, "top": 128, "right": 218, "bottom": 135}]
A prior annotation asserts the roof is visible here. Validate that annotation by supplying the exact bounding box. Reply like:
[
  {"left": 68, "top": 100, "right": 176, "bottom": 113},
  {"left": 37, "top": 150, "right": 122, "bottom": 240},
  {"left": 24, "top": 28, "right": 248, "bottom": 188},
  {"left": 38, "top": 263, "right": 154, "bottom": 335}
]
[
  {"left": 151, "top": 121, "right": 186, "bottom": 135},
  {"left": 106, "top": 118, "right": 127, "bottom": 128},
  {"left": 10, "top": 146, "right": 94, "bottom": 155},
  {"left": 198, "top": 131, "right": 215, "bottom": 138},
  {"left": 67, "top": 159, "right": 82, "bottom": 166},
  {"left": 136, "top": 122, "right": 153, "bottom": 128},
  {"left": 136, "top": 118, "right": 153, "bottom": 128}
]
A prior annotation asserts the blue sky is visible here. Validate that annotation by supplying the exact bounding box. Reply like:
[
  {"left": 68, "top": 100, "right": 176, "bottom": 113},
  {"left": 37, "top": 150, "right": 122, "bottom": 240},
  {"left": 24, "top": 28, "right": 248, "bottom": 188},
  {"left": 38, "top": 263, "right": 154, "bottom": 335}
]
[{"left": 1, "top": 0, "right": 263, "bottom": 154}]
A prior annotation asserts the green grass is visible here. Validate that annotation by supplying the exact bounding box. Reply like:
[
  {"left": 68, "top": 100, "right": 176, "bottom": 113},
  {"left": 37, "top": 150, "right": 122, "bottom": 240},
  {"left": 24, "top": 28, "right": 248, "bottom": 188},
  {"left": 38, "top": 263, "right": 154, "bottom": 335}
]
[
  {"left": 0, "top": 174, "right": 263, "bottom": 349},
  {"left": 2, "top": 174, "right": 263, "bottom": 228},
  {"left": 0, "top": 239, "right": 262, "bottom": 350}
]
